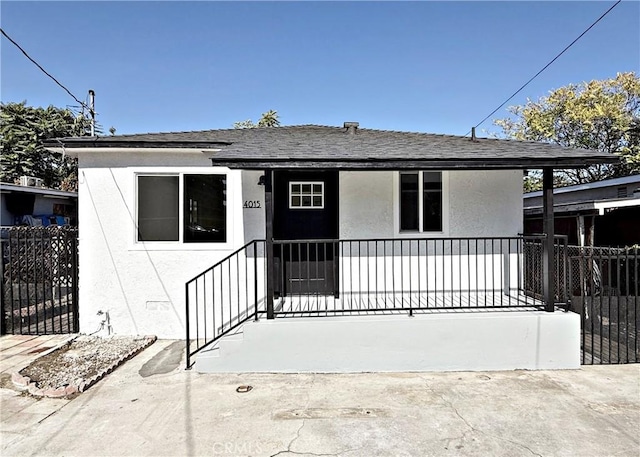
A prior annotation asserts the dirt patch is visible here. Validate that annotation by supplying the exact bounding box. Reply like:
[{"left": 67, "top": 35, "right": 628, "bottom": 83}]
[{"left": 15, "top": 335, "right": 156, "bottom": 397}]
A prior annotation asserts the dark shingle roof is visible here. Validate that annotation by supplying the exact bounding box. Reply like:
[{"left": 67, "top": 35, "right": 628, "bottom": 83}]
[{"left": 46, "top": 124, "right": 618, "bottom": 170}]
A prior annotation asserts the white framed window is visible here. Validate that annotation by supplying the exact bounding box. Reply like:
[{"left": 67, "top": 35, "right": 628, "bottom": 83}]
[
  {"left": 136, "top": 173, "right": 227, "bottom": 243},
  {"left": 289, "top": 181, "right": 324, "bottom": 209},
  {"left": 399, "top": 171, "right": 443, "bottom": 232}
]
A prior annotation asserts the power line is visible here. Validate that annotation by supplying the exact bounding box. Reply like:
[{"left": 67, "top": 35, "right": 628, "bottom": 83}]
[
  {"left": 465, "top": 0, "right": 622, "bottom": 136},
  {"left": 1, "top": 27, "right": 88, "bottom": 110}
]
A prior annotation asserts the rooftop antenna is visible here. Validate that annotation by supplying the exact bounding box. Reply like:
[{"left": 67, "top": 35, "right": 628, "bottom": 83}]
[{"left": 88, "top": 89, "right": 96, "bottom": 136}]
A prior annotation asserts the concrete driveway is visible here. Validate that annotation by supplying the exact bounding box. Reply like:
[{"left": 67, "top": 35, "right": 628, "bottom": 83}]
[{"left": 1, "top": 339, "right": 638, "bottom": 457}]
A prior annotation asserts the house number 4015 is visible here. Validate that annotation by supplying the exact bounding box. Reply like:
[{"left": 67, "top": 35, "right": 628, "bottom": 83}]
[{"left": 243, "top": 200, "right": 262, "bottom": 209}]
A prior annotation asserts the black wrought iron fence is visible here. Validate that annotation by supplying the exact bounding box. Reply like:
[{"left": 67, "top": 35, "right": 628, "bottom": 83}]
[
  {"left": 568, "top": 245, "right": 639, "bottom": 364},
  {"left": 522, "top": 235, "right": 569, "bottom": 305},
  {"left": 1, "top": 226, "right": 79, "bottom": 334}
]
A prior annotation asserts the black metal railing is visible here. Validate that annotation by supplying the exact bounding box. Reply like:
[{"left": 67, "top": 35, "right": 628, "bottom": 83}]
[
  {"left": 185, "top": 234, "right": 572, "bottom": 367},
  {"left": 185, "top": 240, "right": 266, "bottom": 368},
  {"left": 1, "top": 226, "right": 79, "bottom": 335},
  {"left": 568, "top": 245, "right": 639, "bottom": 364},
  {"left": 273, "top": 235, "right": 553, "bottom": 316}
]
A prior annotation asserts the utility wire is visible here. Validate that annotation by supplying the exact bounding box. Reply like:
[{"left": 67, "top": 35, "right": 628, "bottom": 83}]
[
  {"left": 1, "top": 27, "right": 88, "bottom": 110},
  {"left": 465, "top": 0, "right": 622, "bottom": 136}
]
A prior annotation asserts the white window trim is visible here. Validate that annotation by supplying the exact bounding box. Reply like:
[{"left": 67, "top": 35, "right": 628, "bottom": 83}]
[
  {"left": 289, "top": 181, "right": 325, "bottom": 209},
  {"left": 130, "top": 167, "right": 235, "bottom": 251},
  {"left": 393, "top": 171, "right": 449, "bottom": 237}
]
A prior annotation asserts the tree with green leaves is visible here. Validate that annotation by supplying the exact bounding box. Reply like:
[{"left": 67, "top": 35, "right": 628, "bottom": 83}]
[
  {"left": 1, "top": 102, "right": 91, "bottom": 190},
  {"left": 494, "top": 72, "right": 640, "bottom": 190},
  {"left": 233, "top": 109, "right": 280, "bottom": 129}
]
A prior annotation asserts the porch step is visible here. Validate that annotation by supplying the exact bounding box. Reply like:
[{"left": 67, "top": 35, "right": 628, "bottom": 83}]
[
  {"left": 194, "top": 329, "right": 246, "bottom": 364},
  {"left": 193, "top": 311, "right": 581, "bottom": 373}
]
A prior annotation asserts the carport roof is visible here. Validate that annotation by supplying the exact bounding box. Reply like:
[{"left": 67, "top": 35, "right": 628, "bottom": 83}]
[{"left": 45, "top": 124, "right": 618, "bottom": 170}]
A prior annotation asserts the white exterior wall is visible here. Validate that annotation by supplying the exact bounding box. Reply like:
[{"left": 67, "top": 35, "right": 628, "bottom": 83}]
[
  {"left": 339, "top": 170, "right": 523, "bottom": 239},
  {"left": 78, "top": 160, "right": 523, "bottom": 339},
  {"left": 77, "top": 152, "right": 264, "bottom": 339},
  {"left": 338, "top": 170, "right": 523, "bottom": 293}
]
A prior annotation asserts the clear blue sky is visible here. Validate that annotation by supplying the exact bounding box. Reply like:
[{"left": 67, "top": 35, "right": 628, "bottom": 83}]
[{"left": 1, "top": 1, "right": 639, "bottom": 136}]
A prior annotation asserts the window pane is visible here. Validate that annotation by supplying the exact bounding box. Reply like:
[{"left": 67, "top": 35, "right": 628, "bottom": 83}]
[
  {"left": 313, "top": 196, "right": 322, "bottom": 207},
  {"left": 184, "top": 174, "right": 226, "bottom": 243},
  {"left": 313, "top": 184, "right": 322, "bottom": 193},
  {"left": 291, "top": 184, "right": 300, "bottom": 193},
  {"left": 302, "top": 196, "right": 311, "bottom": 206},
  {"left": 400, "top": 173, "right": 419, "bottom": 231},
  {"left": 301, "top": 184, "right": 312, "bottom": 194},
  {"left": 423, "top": 172, "right": 442, "bottom": 231},
  {"left": 138, "top": 176, "right": 179, "bottom": 241},
  {"left": 291, "top": 196, "right": 301, "bottom": 207}
]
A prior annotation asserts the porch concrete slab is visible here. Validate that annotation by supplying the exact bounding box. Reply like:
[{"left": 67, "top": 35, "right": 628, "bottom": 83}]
[{"left": 1, "top": 339, "right": 638, "bottom": 457}]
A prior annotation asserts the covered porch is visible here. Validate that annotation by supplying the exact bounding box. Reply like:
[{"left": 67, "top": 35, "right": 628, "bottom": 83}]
[{"left": 184, "top": 123, "right": 617, "bottom": 371}]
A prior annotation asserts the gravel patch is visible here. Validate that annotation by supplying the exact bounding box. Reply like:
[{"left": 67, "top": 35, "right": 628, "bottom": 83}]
[{"left": 17, "top": 335, "right": 156, "bottom": 394}]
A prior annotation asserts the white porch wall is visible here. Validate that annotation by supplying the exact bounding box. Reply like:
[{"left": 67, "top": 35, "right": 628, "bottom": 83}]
[
  {"left": 449, "top": 170, "right": 523, "bottom": 236},
  {"left": 339, "top": 171, "right": 395, "bottom": 238},
  {"left": 77, "top": 152, "right": 261, "bottom": 339},
  {"left": 339, "top": 170, "right": 523, "bottom": 239}
]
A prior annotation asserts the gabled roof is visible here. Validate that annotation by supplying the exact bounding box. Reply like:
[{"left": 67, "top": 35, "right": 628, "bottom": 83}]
[{"left": 45, "top": 124, "right": 619, "bottom": 170}]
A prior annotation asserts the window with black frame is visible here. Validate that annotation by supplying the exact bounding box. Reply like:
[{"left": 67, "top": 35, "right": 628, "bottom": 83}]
[
  {"left": 137, "top": 175, "right": 180, "bottom": 241},
  {"left": 399, "top": 171, "right": 442, "bottom": 232},
  {"left": 184, "top": 174, "right": 226, "bottom": 242},
  {"left": 136, "top": 174, "right": 226, "bottom": 243}
]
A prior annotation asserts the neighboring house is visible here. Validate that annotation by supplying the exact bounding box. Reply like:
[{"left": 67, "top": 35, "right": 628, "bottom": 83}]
[
  {"left": 0, "top": 181, "right": 77, "bottom": 227},
  {"left": 45, "top": 123, "right": 616, "bottom": 372},
  {"left": 524, "top": 175, "right": 640, "bottom": 247}
]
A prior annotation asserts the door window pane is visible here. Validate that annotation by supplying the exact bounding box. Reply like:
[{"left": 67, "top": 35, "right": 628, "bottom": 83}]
[
  {"left": 289, "top": 181, "right": 324, "bottom": 209},
  {"left": 184, "top": 174, "right": 226, "bottom": 243},
  {"left": 400, "top": 173, "right": 419, "bottom": 231},
  {"left": 138, "top": 176, "right": 179, "bottom": 241}
]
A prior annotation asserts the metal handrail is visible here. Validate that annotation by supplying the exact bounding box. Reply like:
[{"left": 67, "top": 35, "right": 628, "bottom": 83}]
[{"left": 185, "top": 239, "right": 266, "bottom": 369}]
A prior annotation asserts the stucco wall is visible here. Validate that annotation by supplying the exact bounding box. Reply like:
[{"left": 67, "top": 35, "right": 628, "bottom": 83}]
[
  {"left": 449, "top": 170, "right": 523, "bottom": 236},
  {"left": 78, "top": 160, "right": 523, "bottom": 339},
  {"left": 77, "top": 152, "right": 256, "bottom": 339},
  {"left": 339, "top": 172, "right": 394, "bottom": 239},
  {"left": 339, "top": 170, "right": 522, "bottom": 239}
]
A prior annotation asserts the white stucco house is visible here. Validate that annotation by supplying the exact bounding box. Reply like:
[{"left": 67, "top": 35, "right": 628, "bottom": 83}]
[{"left": 46, "top": 123, "right": 617, "bottom": 372}]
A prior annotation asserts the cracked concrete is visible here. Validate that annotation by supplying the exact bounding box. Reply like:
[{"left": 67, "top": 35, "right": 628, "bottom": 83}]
[
  {"left": 422, "top": 378, "right": 543, "bottom": 457},
  {"left": 1, "top": 339, "right": 638, "bottom": 457}
]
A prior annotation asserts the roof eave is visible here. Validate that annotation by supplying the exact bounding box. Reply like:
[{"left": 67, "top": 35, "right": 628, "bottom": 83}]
[
  {"left": 211, "top": 157, "right": 619, "bottom": 170},
  {"left": 43, "top": 139, "right": 231, "bottom": 149}
]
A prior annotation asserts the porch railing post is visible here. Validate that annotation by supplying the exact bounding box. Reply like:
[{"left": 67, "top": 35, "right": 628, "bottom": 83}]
[
  {"left": 185, "top": 281, "right": 191, "bottom": 369},
  {"left": 254, "top": 241, "right": 259, "bottom": 321},
  {"left": 264, "top": 170, "right": 275, "bottom": 319},
  {"left": 542, "top": 167, "right": 555, "bottom": 312}
]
